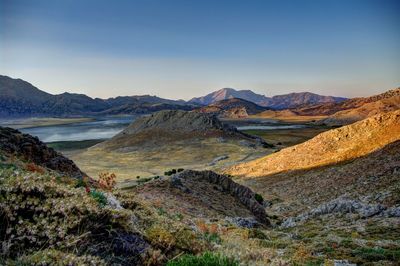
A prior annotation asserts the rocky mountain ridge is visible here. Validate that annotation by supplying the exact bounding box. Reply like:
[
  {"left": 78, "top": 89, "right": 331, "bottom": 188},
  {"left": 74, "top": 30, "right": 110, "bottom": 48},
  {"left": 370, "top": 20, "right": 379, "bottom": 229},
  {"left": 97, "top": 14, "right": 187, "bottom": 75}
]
[{"left": 0, "top": 75, "right": 196, "bottom": 117}]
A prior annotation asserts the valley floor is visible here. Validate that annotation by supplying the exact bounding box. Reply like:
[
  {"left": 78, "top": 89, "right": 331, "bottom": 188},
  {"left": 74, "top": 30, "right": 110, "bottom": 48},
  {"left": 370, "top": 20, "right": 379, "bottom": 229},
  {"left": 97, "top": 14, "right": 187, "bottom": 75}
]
[{"left": 66, "top": 123, "right": 331, "bottom": 185}]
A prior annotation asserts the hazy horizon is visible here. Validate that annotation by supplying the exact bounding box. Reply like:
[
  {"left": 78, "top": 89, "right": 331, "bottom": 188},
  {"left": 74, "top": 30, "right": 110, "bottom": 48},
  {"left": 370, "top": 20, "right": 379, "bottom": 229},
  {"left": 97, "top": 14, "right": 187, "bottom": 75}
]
[{"left": 1, "top": 0, "right": 399, "bottom": 100}]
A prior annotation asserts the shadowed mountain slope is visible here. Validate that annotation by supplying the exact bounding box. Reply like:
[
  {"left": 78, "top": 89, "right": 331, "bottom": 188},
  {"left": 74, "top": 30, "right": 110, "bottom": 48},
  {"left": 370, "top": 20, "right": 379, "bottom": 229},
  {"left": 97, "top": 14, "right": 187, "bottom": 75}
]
[
  {"left": 0, "top": 75, "right": 195, "bottom": 117},
  {"left": 194, "top": 98, "right": 268, "bottom": 118}
]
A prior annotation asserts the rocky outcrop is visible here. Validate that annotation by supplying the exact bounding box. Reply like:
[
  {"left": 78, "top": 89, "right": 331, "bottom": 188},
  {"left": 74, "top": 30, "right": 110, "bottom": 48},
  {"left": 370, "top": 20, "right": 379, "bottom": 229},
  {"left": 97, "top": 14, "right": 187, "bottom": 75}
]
[
  {"left": 281, "top": 197, "right": 400, "bottom": 228},
  {"left": 99, "top": 110, "right": 270, "bottom": 151},
  {"left": 0, "top": 127, "right": 85, "bottom": 178},
  {"left": 171, "top": 170, "right": 270, "bottom": 226}
]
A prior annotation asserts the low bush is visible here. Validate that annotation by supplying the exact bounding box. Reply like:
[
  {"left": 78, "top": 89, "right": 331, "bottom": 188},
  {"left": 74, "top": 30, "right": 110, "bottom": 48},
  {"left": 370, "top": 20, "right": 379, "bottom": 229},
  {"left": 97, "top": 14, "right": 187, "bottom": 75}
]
[
  {"left": 352, "top": 247, "right": 400, "bottom": 261},
  {"left": 97, "top": 172, "right": 116, "bottom": 191},
  {"left": 254, "top": 193, "right": 264, "bottom": 204},
  {"left": 89, "top": 189, "right": 108, "bottom": 207},
  {"left": 0, "top": 171, "right": 148, "bottom": 265},
  {"left": 165, "top": 169, "right": 178, "bottom": 176},
  {"left": 166, "top": 252, "right": 238, "bottom": 266},
  {"left": 25, "top": 162, "right": 45, "bottom": 174}
]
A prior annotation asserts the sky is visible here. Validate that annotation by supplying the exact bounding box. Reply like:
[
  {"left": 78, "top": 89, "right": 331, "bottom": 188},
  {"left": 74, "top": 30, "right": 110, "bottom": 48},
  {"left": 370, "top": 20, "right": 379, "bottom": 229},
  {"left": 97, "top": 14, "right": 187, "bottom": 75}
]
[{"left": 0, "top": 0, "right": 399, "bottom": 100}]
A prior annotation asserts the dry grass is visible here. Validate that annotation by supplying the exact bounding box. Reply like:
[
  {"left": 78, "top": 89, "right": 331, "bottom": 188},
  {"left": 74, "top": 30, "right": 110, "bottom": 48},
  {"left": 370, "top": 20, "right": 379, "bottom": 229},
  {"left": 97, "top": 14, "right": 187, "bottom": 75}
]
[
  {"left": 71, "top": 138, "right": 271, "bottom": 182},
  {"left": 227, "top": 110, "right": 400, "bottom": 178}
]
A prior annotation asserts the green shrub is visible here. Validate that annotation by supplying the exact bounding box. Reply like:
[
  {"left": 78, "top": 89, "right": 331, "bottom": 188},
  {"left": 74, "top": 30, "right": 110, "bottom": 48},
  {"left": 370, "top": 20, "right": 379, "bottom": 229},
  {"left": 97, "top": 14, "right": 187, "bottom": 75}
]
[
  {"left": 167, "top": 252, "right": 238, "bottom": 266},
  {"left": 157, "top": 207, "right": 167, "bottom": 216},
  {"left": 255, "top": 193, "right": 263, "bottom": 204},
  {"left": 177, "top": 168, "right": 184, "bottom": 172},
  {"left": 352, "top": 247, "right": 400, "bottom": 261},
  {"left": 74, "top": 178, "right": 87, "bottom": 188},
  {"left": 174, "top": 213, "right": 184, "bottom": 220},
  {"left": 90, "top": 190, "right": 107, "bottom": 207},
  {"left": 165, "top": 169, "right": 178, "bottom": 176}
]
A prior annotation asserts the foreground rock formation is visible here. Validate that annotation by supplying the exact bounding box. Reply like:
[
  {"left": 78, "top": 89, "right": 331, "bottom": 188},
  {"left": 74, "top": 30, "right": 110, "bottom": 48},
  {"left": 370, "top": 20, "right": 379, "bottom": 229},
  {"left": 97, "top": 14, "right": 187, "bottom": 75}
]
[
  {"left": 171, "top": 170, "right": 270, "bottom": 225},
  {"left": 226, "top": 110, "right": 400, "bottom": 178},
  {"left": 0, "top": 126, "right": 85, "bottom": 178}
]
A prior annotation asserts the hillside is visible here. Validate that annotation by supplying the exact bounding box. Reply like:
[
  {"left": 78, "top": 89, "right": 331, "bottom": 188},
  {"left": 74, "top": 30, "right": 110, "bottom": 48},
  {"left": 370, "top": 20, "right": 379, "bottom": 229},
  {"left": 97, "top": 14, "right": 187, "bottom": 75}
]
[
  {"left": 0, "top": 75, "right": 195, "bottom": 117},
  {"left": 98, "top": 102, "right": 195, "bottom": 115},
  {"left": 0, "top": 126, "right": 85, "bottom": 178},
  {"left": 267, "top": 92, "right": 346, "bottom": 109},
  {"left": 98, "top": 110, "right": 267, "bottom": 151},
  {"left": 190, "top": 88, "right": 345, "bottom": 109},
  {"left": 2, "top": 111, "right": 400, "bottom": 265},
  {"left": 194, "top": 98, "right": 268, "bottom": 118},
  {"left": 73, "top": 110, "right": 271, "bottom": 179},
  {"left": 189, "top": 88, "right": 270, "bottom": 106},
  {"left": 226, "top": 110, "right": 400, "bottom": 178},
  {"left": 319, "top": 94, "right": 400, "bottom": 126},
  {"left": 294, "top": 87, "right": 400, "bottom": 116},
  {"left": 1, "top": 129, "right": 272, "bottom": 265}
]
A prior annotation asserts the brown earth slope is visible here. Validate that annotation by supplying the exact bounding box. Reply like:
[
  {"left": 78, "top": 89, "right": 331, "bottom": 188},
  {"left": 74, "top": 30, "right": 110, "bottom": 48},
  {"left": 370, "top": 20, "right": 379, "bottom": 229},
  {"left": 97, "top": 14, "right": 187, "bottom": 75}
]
[
  {"left": 320, "top": 95, "right": 400, "bottom": 126},
  {"left": 225, "top": 110, "right": 400, "bottom": 178},
  {"left": 294, "top": 87, "right": 400, "bottom": 116}
]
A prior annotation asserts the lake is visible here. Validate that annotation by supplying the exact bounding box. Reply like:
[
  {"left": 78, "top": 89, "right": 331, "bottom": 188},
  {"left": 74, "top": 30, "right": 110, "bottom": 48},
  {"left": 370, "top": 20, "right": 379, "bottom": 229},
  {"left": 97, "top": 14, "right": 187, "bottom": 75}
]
[
  {"left": 16, "top": 116, "right": 309, "bottom": 143},
  {"left": 19, "top": 116, "right": 136, "bottom": 142}
]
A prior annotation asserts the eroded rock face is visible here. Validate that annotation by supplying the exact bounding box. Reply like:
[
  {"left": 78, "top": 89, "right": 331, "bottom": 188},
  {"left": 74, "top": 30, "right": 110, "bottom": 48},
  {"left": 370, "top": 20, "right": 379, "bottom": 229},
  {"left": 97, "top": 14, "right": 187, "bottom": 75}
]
[
  {"left": 0, "top": 127, "right": 85, "bottom": 178},
  {"left": 281, "top": 197, "right": 400, "bottom": 228},
  {"left": 171, "top": 170, "right": 271, "bottom": 226}
]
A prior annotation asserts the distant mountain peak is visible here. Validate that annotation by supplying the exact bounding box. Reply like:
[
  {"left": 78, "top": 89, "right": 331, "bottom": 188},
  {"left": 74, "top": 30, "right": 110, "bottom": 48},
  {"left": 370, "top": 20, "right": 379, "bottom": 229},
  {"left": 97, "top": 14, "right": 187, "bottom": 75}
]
[{"left": 190, "top": 88, "right": 346, "bottom": 109}]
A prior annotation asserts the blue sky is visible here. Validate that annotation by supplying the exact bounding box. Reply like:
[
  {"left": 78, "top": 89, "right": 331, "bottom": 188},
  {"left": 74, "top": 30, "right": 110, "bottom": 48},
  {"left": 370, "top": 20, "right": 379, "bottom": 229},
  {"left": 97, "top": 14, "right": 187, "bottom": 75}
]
[{"left": 0, "top": 0, "right": 399, "bottom": 99}]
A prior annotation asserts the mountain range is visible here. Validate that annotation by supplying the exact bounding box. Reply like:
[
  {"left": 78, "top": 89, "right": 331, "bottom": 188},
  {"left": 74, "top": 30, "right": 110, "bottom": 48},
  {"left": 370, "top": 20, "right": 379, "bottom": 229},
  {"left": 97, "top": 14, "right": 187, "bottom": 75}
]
[
  {"left": 0, "top": 75, "right": 194, "bottom": 117},
  {"left": 1, "top": 75, "right": 348, "bottom": 118},
  {"left": 189, "top": 87, "right": 347, "bottom": 109}
]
